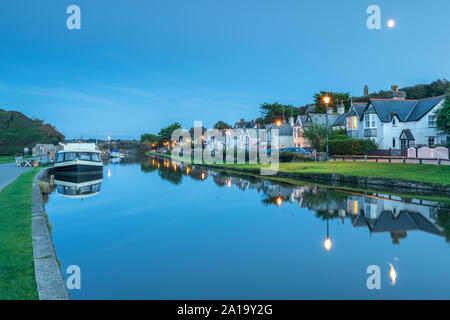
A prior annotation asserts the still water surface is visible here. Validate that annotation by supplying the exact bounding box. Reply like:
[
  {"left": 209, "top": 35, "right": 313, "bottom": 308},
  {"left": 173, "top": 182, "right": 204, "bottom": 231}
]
[{"left": 45, "top": 156, "right": 450, "bottom": 299}]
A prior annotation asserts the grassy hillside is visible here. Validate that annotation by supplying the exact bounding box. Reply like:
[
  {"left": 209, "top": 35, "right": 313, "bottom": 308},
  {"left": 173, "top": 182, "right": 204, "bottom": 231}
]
[{"left": 0, "top": 109, "right": 64, "bottom": 155}]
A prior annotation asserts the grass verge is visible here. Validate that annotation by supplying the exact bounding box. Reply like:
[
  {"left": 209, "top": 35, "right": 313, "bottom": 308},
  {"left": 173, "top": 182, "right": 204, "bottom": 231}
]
[
  {"left": 148, "top": 152, "right": 450, "bottom": 187},
  {"left": 0, "top": 168, "right": 40, "bottom": 300}
]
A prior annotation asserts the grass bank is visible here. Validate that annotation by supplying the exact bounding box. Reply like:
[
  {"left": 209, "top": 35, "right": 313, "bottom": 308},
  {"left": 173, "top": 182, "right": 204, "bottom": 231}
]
[
  {"left": 0, "top": 168, "right": 40, "bottom": 300},
  {"left": 148, "top": 152, "right": 450, "bottom": 188}
]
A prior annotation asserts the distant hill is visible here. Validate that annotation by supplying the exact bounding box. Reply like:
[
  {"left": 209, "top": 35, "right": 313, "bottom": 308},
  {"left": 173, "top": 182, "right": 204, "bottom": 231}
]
[
  {"left": 353, "top": 79, "right": 450, "bottom": 102},
  {"left": 0, "top": 109, "right": 64, "bottom": 155}
]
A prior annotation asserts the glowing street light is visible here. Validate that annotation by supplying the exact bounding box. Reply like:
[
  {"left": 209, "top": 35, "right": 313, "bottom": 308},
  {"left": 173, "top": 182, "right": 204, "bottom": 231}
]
[
  {"left": 323, "top": 95, "right": 331, "bottom": 160},
  {"left": 276, "top": 120, "right": 282, "bottom": 127}
]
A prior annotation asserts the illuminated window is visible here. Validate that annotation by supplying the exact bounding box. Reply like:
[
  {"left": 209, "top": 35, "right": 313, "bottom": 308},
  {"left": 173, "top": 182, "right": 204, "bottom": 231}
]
[{"left": 353, "top": 117, "right": 358, "bottom": 129}]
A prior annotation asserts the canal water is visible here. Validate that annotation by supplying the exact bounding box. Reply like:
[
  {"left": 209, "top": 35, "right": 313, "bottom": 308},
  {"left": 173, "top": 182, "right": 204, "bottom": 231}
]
[{"left": 45, "top": 156, "right": 450, "bottom": 299}]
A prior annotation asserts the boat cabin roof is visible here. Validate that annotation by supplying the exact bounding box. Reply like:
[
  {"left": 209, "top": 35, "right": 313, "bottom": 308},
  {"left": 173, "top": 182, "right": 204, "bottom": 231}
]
[{"left": 58, "top": 143, "right": 100, "bottom": 153}]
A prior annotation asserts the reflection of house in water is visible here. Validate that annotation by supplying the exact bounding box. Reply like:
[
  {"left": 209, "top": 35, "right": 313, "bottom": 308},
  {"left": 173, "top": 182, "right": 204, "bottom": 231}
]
[
  {"left": 346, "top": 193, "right": 445, "bottom": 244},
  {"left": 145, "top": 156, "right": 448, "bottom": 244}
]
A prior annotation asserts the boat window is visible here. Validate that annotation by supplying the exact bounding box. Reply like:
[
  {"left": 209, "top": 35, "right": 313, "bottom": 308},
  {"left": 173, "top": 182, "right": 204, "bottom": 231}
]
[
  {"left": 78, "top": 152, "right": 91, "bottom": 161},
  {"left": 64, "top": 186, "right": 77, "bottom": 195},
  {"left": 91, "top": 153, "right": 101, "bottom": 162},
  {"left": 56, "top": 153, "right": 65, "bottom": 162},
  {"left": 64, "top": 152, "right": 77, "bottom": 161},
  {"left": 79, "top": 186, "right": 91, "bottom": 194}
]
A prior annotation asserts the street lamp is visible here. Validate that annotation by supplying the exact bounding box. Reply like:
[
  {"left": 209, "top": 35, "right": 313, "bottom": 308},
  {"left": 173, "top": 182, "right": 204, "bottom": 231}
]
[{"left": 323, "top": 96, "right": 331, "bottom": 160}]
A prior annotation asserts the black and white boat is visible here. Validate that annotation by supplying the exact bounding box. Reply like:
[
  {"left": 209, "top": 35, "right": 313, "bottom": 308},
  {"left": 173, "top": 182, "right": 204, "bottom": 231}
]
[{"left": 54, "top": 143, "right": 103, "bottom": 175}]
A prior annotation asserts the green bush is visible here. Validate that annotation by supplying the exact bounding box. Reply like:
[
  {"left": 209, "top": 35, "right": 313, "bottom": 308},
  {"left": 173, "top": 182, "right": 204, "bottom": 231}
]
[
  {"left": 279, "top": 151, "right": 314, "bottom": 163},
  {"left": 328, "top": 138, "right": 377, "bottom": 156}
]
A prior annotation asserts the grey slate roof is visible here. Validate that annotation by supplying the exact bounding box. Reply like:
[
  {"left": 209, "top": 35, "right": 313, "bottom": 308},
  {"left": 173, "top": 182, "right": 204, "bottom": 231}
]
[
  {"left": 307, "top": 114, "right": 339, "bottom": 127},
  {"left": 352, "top": 103, "right": 368, "bottom": 119},
  {"left": 332, "top": 113, "right": 348, "bottom": 126},
  {"left": 265, "top": 123, "right": 293, "bottom": 136},
  {"left": 367, "top": 96, "right": 444, "bottom": 123},
  {"left": 400, "top": 129, "right": 415, "bottom": 140}
]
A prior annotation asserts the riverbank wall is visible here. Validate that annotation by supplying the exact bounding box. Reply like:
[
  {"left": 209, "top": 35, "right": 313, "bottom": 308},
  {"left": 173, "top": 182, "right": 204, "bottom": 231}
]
[{"left": 32, "top": 168, "right": 69, "bottom": 300}]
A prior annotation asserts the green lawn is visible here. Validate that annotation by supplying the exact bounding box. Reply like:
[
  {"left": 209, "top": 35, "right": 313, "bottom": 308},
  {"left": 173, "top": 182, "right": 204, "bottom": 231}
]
[
  {"left": 224, "top": 161, "right": 450, "bottom": 186},
  {"left": 149, "top": 152, "right": 450, "bottom": 186},
  {"left": 0, "top": 168, "right": 40, "bottom": 300}
]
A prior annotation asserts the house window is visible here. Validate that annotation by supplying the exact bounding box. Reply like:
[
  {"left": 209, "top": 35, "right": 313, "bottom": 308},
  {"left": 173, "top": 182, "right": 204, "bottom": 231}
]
[
  {"left": 428, "top": 137, "right": 435, "bottom": 146},
  {"left": 365, "top": 114, "right": 376, "bottom": 128},
  {"left": 353, "top": 117, "right": 358, "bottom": 129},
  {"left": 392, "top": 118, "right": 396, "bottom": 126},
  {"left": 428, "top": 115, "right": 436, "bottom": 127},
  {"left": 392, "top": 138, "right": 396, "bottom": 148}
]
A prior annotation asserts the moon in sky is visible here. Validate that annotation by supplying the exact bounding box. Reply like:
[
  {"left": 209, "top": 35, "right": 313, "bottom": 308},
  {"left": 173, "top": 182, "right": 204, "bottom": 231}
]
[{"left": 387, "top": 19, "right": 395, "bottom": 28}]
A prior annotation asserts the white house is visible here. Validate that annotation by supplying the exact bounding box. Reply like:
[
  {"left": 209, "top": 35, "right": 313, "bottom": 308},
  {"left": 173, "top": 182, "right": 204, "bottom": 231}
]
[
  {"left": 346, "top": 88, "right": 446, "bottom": 150},
  {"left": 266, "top": 118, "right": 294, "bottom": 150}
]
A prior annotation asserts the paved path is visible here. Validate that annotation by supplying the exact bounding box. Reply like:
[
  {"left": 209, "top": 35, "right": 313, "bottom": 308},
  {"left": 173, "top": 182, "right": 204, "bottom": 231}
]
[{"left": 0, "top": 162, "right": 32, "bottom": 191}]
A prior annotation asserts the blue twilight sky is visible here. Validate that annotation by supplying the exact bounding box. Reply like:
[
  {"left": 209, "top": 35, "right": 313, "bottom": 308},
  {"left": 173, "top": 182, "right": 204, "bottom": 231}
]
[{"left": 0, "top": 0, "right": 449, "bottom": 139}]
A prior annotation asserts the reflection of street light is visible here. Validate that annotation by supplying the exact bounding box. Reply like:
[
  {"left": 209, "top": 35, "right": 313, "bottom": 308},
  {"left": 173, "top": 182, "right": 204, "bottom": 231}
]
[
  {"left": 323, "top": 96, "right": 331, "bottom": 160},
  {"left": 324, "top": 218, "right": 332, "bottom": 251},
  {"left": 276, "top": 197, "right": 283, "bottom": 206},
  {"left": 324, "top": 237, "right": 332, "bottom": 251}
]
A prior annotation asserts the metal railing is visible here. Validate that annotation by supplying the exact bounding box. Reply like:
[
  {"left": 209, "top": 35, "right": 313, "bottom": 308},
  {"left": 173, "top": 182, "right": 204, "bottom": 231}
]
[{"left": 331, "top": 155, "right": 450, "bottom": 165}]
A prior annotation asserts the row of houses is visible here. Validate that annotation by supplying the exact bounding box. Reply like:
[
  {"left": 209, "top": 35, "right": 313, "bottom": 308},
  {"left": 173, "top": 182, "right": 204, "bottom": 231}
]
[{"left": 203, "top": 85, "right": 446, "bottom": 152}]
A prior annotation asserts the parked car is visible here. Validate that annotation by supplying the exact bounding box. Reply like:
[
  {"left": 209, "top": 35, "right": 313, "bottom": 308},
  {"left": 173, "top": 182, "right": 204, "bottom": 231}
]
[{"left": 281, "top": 147, "right": 311, "bottom": 155}]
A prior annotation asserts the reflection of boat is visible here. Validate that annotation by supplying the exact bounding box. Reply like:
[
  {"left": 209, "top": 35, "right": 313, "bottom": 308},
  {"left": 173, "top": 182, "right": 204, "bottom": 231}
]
[
  {"left": 54, "top": 173, "right": 103, "bottom": 199},
  {"left": 110, "top": 150, "right": 125, "bottom": 159},
  {"left": 110, "top": 157, "right": 121, "bottom": 164},
  {"left": 54, "top": 143, "right": 103, "bottom": 175}
]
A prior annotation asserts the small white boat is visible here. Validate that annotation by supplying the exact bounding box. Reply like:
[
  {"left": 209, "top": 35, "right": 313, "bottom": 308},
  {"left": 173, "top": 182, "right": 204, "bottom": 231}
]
[{"left": 54, "top": 143, "right": 103, "bottom": 175}]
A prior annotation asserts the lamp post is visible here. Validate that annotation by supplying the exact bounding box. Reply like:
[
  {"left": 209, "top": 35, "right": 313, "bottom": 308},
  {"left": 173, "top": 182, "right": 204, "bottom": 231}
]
[{"left": 323, "top": 96, "right": 331, "bottom": 160}]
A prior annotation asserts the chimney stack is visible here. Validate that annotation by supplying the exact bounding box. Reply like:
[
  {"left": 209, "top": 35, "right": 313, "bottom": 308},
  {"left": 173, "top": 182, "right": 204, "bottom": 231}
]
[
  {"left": 288, "top": 116, "right": 294, "bottom": 126},
  {"left": 364, "top": 85, "right": 369, "bottom": 96},
  {"left": 337, "top": 99, "right": 345, "bottom": 115},
  {"left": 389, "top": 85, "right": 406, "bottom": 100}
]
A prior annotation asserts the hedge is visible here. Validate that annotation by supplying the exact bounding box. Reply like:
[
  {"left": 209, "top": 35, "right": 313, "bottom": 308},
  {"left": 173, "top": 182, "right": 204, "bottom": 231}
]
[{"left": 328, "top": 138, "right": 377, "bottom": 156}]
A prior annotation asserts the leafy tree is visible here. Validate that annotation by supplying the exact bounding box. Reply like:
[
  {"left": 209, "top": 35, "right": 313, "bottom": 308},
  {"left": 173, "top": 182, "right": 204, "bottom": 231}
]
[
  {"left": 140, "top": 133, "right": 160, "bottom": 143},
  {"left": 302, "top": 123, "right": 328, "bottom": 151},
  {"left": 213, "top": 121, "right": 232, "bottom": 130},
  {"left": 436, "top": 91, "right": 450, "bottom": 135},
  {"left": 313, "top": 92, "right": 351, "bottom": 113},
  {"left": 353, "top": 79, "right": 450, "bottom": 102},
  {"left": 158, "top": 122, "right": 182, "bottom": 144},
  {"left": 302, "top": 124, "right": 348, "bottom": 151},
  {"left": 259, "top": 102, "right": 302, "bottom": 124}
]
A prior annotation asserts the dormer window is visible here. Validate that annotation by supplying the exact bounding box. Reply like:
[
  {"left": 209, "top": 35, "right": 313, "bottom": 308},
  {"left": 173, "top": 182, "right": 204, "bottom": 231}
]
[{"left": 392, "top": 118, "right": 396, "bottom": 126}]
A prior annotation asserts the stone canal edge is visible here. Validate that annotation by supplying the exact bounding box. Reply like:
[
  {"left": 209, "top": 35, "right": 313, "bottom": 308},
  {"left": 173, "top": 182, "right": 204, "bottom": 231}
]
[{"left": 32, "top": 168, "right": 69, "bottom": 300}]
